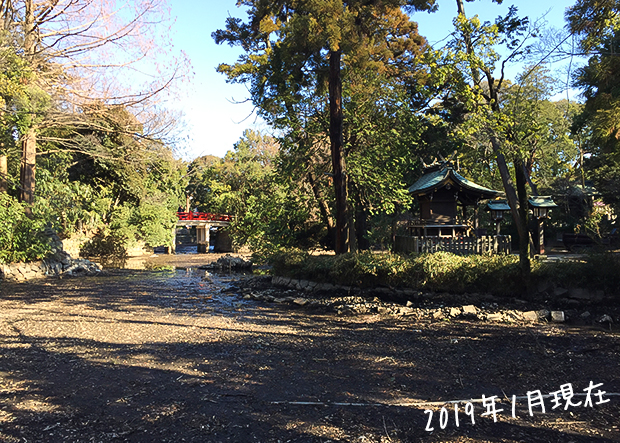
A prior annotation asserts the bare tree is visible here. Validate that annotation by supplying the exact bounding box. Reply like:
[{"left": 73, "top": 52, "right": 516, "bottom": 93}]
[{"left": 0, "top": 0, "right": 188, "bottom": 212}]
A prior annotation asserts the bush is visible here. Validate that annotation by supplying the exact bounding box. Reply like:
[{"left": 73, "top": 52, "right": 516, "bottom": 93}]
[
  {"left": 0, "top": 194, "right": 51, "bottom": 264},
  {"left": 265, "top": 249, "right": 619, "bottom": 297}
]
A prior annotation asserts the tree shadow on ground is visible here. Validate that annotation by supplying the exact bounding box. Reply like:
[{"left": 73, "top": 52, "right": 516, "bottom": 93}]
[{"left": 0, "top": 273, "right": 618, "bottom": 442}]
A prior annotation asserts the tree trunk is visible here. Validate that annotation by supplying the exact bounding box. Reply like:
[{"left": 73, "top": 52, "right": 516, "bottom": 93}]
[
  {"left": 490, "top": 135, "right": 531, "bottom": 277},
  {"left": 307, "top": 171, "right": 335, "bottom": 248},
  {"left": 0, "top": 154, "right": 7, "bottom": 193},
  {"left": 19, "top": 0, "right": 37, "bottom": 216},
  {"left": 329, "top": 49, "right": 349, "bottom": 254},
  {"left": 514, "top": 156, "right": 531, "bottom": 278},
  {"left": 523, "top": 159, "right": 539, "bottom": 196},
  {"left": 19, "top": 129, "right": 36, "bottom": 215}
]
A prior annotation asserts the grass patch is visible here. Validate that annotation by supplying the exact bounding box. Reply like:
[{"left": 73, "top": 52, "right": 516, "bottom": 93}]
[{"left": 264, "top": 249, "right": 620, "bottom": 297}]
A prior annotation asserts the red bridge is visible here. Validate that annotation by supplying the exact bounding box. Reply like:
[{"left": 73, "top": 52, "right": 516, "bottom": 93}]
[
  {"left": 174, "top": 212, "right": 232, "bottom": 253},
  {"left": 176, "top": 212, "right": 233, "bottom": 222}
]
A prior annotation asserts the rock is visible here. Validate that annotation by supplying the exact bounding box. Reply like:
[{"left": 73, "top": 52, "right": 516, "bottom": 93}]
[
  {"left": 314, "top": 282, "right": 333, "bottom": 292},
  {"left": 537, "top": 280, "right": 552, "bottom": 294},
  {"left": 432, "top": 310, "right": 445, "bottom": 320},
  {"left": 568, "top": 288, "right": 592, "bottom": 301},
  {"left": 292, "top": 298, "right": 308, "bottom": 306},
  {"left": 597, "top": 314, "right": 613, "bottom": 323},
  {"left": 580, "top": 311, "right": 591, "bottom": 319},
  {"left": 551, "top": 311, "right": 565, "bottom": 322},
  {"left": 449, "top": 307, "right": 461, "bottom": 317},
  {"left": 538, "top": 309, "right": 551, "bottom": 321},
  {"left": 406, "top": 301, "right": 414, "bottom": 308},
  {"left": 487, "top": 313, "right": 504, "bottom": 322},
  {"left": 462, "top": 305, "right": 477, "bottom": 315},
  {"left": 209, "top": 254, "right": 252, "bottom": 271},
  {"left": 522, "top": 311, "right": 539, "bottom": 322},
  {"left": 297, "top": 280, "right": 311, "bottom": 290}
]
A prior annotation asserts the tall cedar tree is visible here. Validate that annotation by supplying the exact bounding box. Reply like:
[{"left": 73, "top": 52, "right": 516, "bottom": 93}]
[
  {"left": 567, "top": 0, "right": 620, "bottom": 211},
  {"left": 213, "top": 0, "right": 434, "bottom": 254}
]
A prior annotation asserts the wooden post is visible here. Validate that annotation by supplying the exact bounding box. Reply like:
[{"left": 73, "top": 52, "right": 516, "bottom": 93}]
[
  {"left": 536, "top": 219, "right": 545, "bottom": 255},
  {"left": 205, "top": 226, "right": 210, "bottom": 252}
]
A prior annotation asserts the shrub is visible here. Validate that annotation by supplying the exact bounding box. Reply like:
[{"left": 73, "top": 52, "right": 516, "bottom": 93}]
[
  {"left": 0, "top": 194, "right": 51, "bottom": 264},
  {"left": 264, "top": 249, "right": 618, "bottom": 297}
]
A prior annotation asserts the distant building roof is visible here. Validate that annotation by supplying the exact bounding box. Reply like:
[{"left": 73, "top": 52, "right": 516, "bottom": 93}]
[{"left": 407, "top": 163, "right": 501, "bottom": 200}]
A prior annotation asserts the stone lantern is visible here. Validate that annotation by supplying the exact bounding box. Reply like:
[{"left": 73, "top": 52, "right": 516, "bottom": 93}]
[
  {"left": 528, "top": 196, "right": 557, "bottom": 255},
  {"left": 486, "top": 199, "right": 511, "bottom": 235}
]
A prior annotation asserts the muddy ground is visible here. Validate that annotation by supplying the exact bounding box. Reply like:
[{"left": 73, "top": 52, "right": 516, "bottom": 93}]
[{"left": 0, "top": 256, "right": 619, "bottom": 442}]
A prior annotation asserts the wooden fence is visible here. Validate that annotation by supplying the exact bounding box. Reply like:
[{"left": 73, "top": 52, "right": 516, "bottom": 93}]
[{"left": 394, "top": 235, "right": 512, "bottom": 255}]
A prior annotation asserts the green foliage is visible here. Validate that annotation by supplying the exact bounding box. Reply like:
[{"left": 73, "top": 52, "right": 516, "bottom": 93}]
[
  {"left": 134, "top": 195, "right": 177, "bottom": 249},
  {"left": 187, "top": 130, "right": 323, "bottom": 251},
  {"left": 0, "top": 194, "right": 51, "bottom": 264},
  {"left": 80, "top": 196, "right": 176, "bottom": 258},
  {"left": 267, "top": 249, "right": 522, "bottom": 294},
  {"left": 533, "top": 253, "right": 620, "bottom": 294},
  {"left": 267, "top": 250, "right": 620, "bottom": 296},
  {"left": 80, "top": 228, "right": 129, "bottom": 260},
  {"left": 0, "top": 39, "right": 50, "bottom": 139}
]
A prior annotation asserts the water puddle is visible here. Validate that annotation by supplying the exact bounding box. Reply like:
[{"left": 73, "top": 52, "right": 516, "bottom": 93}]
[{"left": 89, "top": 252, "right": 256, "bottom": 315}]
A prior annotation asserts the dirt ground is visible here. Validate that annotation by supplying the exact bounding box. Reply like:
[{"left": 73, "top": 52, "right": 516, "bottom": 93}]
[{"left": 0, "top": 256, "right": 619, "bottom": 442}]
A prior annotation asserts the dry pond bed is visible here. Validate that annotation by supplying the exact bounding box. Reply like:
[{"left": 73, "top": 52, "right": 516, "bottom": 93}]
[{"left": 0, "top": 266, "right": 619, "bottom": 442}]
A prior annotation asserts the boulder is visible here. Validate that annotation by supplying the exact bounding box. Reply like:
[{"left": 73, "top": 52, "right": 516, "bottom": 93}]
[{"left": 209, "top": 255, "right": 252, "bottom": 271}]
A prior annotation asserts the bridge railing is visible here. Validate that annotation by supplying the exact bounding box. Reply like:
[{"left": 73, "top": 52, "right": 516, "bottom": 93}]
[{"left": 176, "top": 212, "right": 233, "bottom": 222}]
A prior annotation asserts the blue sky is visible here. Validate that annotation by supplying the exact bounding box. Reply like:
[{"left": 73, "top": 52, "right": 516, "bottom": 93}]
[{"left": 169, "top": 0, "right": 573, "bottom": 160}]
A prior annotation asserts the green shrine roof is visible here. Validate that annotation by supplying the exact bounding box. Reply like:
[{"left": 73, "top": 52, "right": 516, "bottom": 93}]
[
  {"left": 528, "top": 196, "right": 558, "bottom": 208},
  {"left": 487, "top": 200, "right": 511, "bottom": 211},
  {"left": 407, "top": 164, "right": 501, "bottom": 199}
]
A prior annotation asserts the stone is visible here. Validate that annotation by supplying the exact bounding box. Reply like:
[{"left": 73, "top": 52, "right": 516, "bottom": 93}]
[
  {"left": 568, "top": 288, "right": 592, "bottom": 300},
  {"left": 449, "top": 307, "right": 461, "bottom": 317},
  {"left": 432, "top": 310, "right": 445, "bottom": 320},
  {"left": 537, "top": 280, "right": 552, "bottom": 294},
  {"left": 316, "top": 283, "right": 336, "bottom": 292},
  {"left": 406, "top": 301, "right": 414, "bottom": 308},
  {"left": 292, "top": 298, "right": 308, "bottom": 306},
  {"left": 462, "top": 305, "right": 477, "bottom": 315},
  {"left": 487, "top": 313, "right": 504, "bottom": 322},
  {"left": 580, "top": 311, "right": 591, "bottom": 319},
  {"left": 298, "top": 280, "right": 310, "bottom": 290},
  {"left": 551, "top": 311, "right": 565, "bottom": 322},
  {"left": 597, "top": 314, "right": 613, "bottom": 323},
  {"left": 538, "top": 309, "right": 551, "bottom": 321},
  {"left": 523, "top": 311, "right": 539, "bottom": 322}
]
